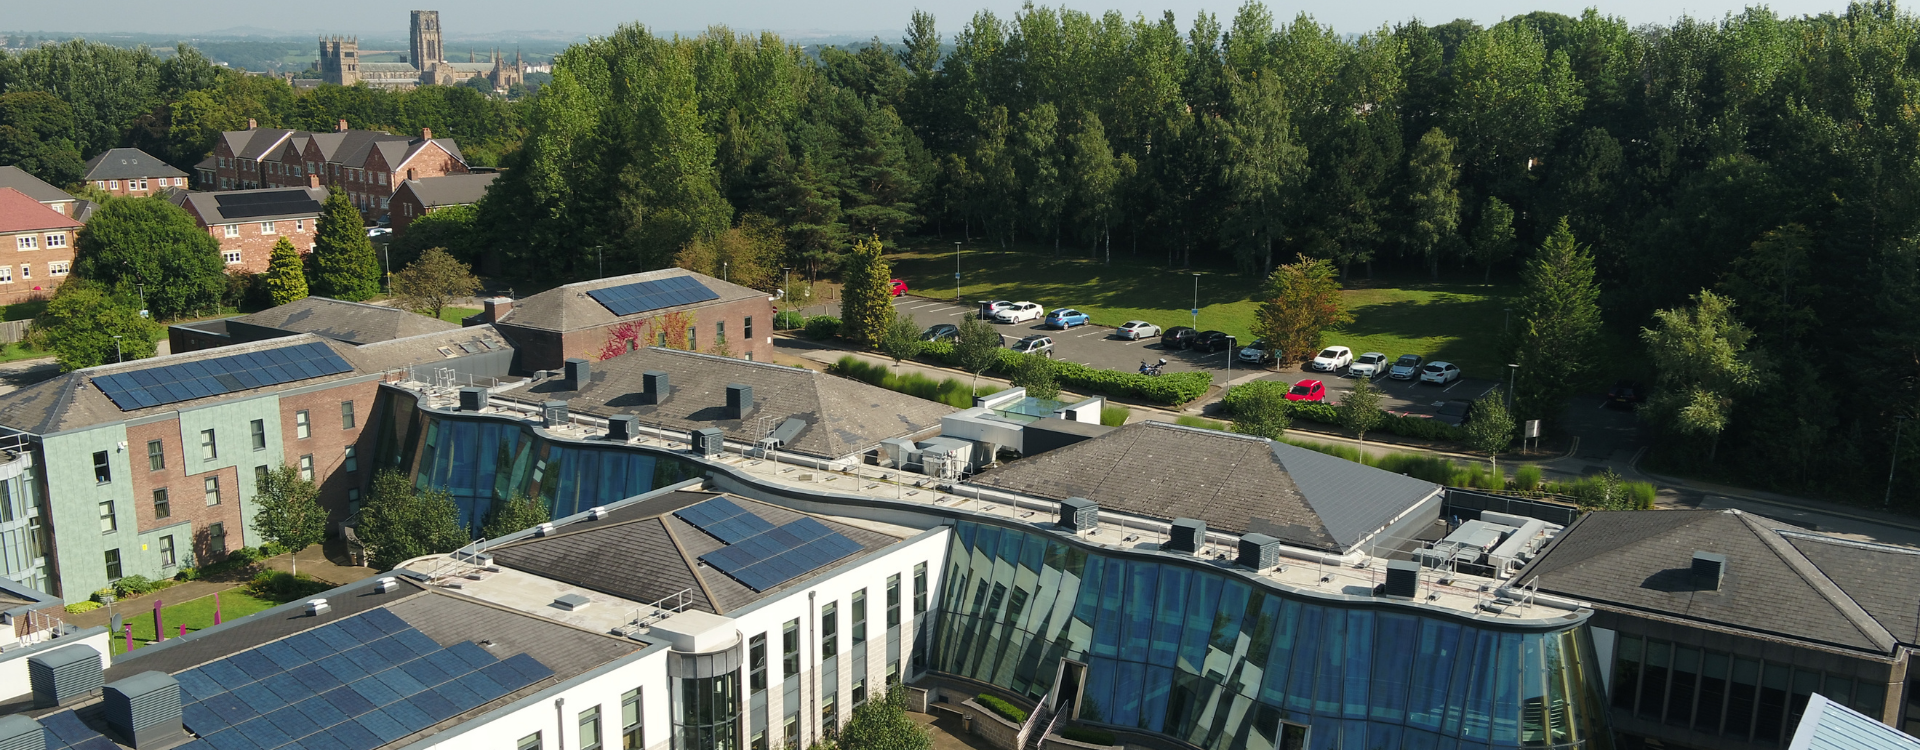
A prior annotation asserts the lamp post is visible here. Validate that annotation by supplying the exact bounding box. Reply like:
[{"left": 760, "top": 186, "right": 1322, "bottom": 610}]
[
  {"left": 593, "top": 246, "right": 604, "bottom": 279},
  {"left": 382, "top": 245, "right": 391, "bottom": 294},
  {"left": 955, "top": 241, "right": 962, "bottom": 303},
  {"left": 1191, "top": 273, "right": 1201, "bottom": 330},
  {"left": 1888, "top": 415, "right": 1910, "bottom": 508},
  {"left": 723, "top": 261, "right": 728, "bottom": 282},
  {"left": 1225, "top": 335, "right": 1236, "bottom": 384},
  {"left": 1506, "top": 363, "right": 1519, "bottom": 412},
  {"left": 112, "top": 335, "right": 123, "bottom": 364},
  {"left": 782, "top": 267, "right": 792, "bottom": 319}
]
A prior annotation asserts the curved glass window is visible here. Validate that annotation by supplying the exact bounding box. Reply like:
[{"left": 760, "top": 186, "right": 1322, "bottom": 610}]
[
  {"left": 673, "top": 672, "right": 740, "bottom": 750},
  {"left": 933, "top": 521, "right": 1613, "bottom": 750}
]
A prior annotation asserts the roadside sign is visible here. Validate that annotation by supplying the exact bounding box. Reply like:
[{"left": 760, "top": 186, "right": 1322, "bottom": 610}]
[{"left": 1524, "top": 420, "right": 1542, "bottom": 438}]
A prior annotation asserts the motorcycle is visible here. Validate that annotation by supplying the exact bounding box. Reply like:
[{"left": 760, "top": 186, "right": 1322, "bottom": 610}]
[{"left": 1138, "top": 358, "right": 1167, "bottom": 376}]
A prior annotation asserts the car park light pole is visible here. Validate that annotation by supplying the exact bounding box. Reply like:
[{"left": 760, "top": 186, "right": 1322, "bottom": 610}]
[
  {"left": 1506, "top": 364, "right": 1519, "bottom": 412},
  {"left": 1191, "top": 273, "right": 1201, "bottom": 330},
  {"left": 955, "top": 241, "right": 962, "bottom": 302},
  {"left": 1225, "top": 335, "right": 1235, "bottom": 382},
  {"left": 1888, "top": 415, "right": 1909, "bottom": 508}
]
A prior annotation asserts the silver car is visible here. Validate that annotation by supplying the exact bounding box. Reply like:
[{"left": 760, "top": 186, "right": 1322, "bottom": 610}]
[
  {"left": 1348, "top": 352, "right": 1388, "bottom": 378},
  {"left": 1388, "top": 354, "right": 1424, "bottom": 380},
  {"left": 1116, "top": 320, "right": 1161, "bottom": 340},
  {"left": 1009, "top": 335, "right": 1054, "bottom": 357}
]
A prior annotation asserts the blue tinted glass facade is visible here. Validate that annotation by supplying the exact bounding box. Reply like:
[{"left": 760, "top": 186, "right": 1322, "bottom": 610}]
[
  {"left": 409, "top": 415, "right": 701, "bottom": 530},
  {"left": 932, "top": 521, "right": 1613, "bottom": 750}
]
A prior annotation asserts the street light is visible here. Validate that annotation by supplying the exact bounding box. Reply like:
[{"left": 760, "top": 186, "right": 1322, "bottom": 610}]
[
  {"left": 722, "top": 261, "right": 728, "bottom": 282},
  {"left": 1225, "top": 335, "right": 1236, "bottom": 384},
  {"left": 592, "top": 246, "right": 604, "bottom": 279},
  {"left": 782, "top": 267, "right": 792, "bottom": 319},
  {"left": 1888, "top": 415, "right": 1910, "bottom": 508},
  {"left": 1191, "top": 273, "right": 1201, "bottom": 330},
  {"left": 955, "top": 241, "right": 963, "bottom": 303},
  {"left": 112, "top": 335, "right": 123, "bottom": 364},
  {"left": 1506, "top": 364, "right": 1519, "bottom": 412}
]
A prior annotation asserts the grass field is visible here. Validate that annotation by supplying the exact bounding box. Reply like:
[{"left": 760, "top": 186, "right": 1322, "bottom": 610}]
[
  {"left": 107, "top": 590, "right": 277, "bottom": 656},
  {"left": 439, "top": 306, "right": 482, "bottom": 324},
  {"left": 890, "top": 244, "right": 1522, "bottom": 375}
]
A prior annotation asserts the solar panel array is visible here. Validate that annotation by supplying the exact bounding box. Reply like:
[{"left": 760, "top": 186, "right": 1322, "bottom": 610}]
[
  {"left": 212, "top": 190, "right": 323, "bottom": 220},
  {"left": 36, "top": 710, "right": 118, "bottom": 750},
  {"left": 585, "top": 275, "right": 719, "bottom": 317},
  {"left": 675, "top": 497, "right": 775, "bottom": 544},
  {"left": 169, "top": 608, "right": 553, "bottom": 750},
  {"left": 92, "top": 342, "right": 353, "bottom": 411},
  {"left": 698, "top": 516, "right": 863, "bottom": 592}
]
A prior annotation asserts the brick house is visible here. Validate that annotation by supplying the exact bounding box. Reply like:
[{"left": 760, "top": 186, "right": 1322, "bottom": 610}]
[
  {"left": 481, "top": 268, "right": 778, "bottom": 372},
  {"left": 389, "top": 172, "right": 495, "bottom": 234},
  {"left": 80, "top": 148, "right": 189, "bottom": 196},
  {"left": 171, "top": 185, "right": 328, "bottom": 274},
  {"left": 199, "top": 120, "right": 469, "bottom": 221},
  {"left": 0, "top": 187, "right": 80, "bottom": 305},
  {"left": 0, "top": 166, "right": 81, "bottom": 220}
]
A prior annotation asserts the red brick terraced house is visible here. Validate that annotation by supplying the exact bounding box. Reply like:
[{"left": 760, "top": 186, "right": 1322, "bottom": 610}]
[
  {"left": 0, "top": 166, "right": 82, "bottom": 220},
  {"left": 197, "top": 120, "right": 469, "bottom": 221},
  {"left": 80, "top": 148, "right": 189, "bottom": 197},
  {"left": 389, "top": 172, "right": 495, "bottom": 234},
  {"left": 171, "top": 186, "right": 327, "bottom": 274},
  {"left": 0, "top": 187, "right": 80, "bottom": 305}
]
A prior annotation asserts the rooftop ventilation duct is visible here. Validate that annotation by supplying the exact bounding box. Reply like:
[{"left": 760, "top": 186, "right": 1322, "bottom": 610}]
[
  {"left": 1166, "top": 518, "right": 1206, "bottom": 554},
  {"left": 1058, "top": 497, "right": 1098, "bottom": 532},
  {"left": 305, "top": 598, "right": 331, "bottom": 616},
  {"left": 553, "top": 593, "right": 590, "bottom": 611},
  {"left": 1237, "top": 533, "right": 1281, "bottom": 571},
  {"left": 102, "top": 671, "right": 185, "bottom": 749},
  {"left": 1382, "top": 560, "right": 1421, "bottom": 599},
  {"left": 0, "top": 715, "right": 45, "bottom": 750},
  {"left": 565, "top": 358, "right": 590, "bottom": 390},
  {"left": 608, "top": 415, "right": 637, "bottom": 442},
  {"left": 726, "top": 384, "right": 753, "bottom": 419},
  {"left": 588, "top": 506, "right": 609, "bottom": 520},
  {"left": 1692, "top": 551, "right": 1727, "bottom": 591},
  {"left": 542, "top": 400, "right": 569, "bottom": 428},
  {"left": 691, "top": 428, "right": 725, "bottom": 458},
  {"left": 28, "top": 644, "right": 102, "bottom": 708},
  {"left": 458, "top": 387, "right": 486, "bottom": 412},
  {"left": 641, "top": 370, "right": 670, "bottom": 405},
  {"left": 374, "top": 577, "right": 400, "bottom": 593},
  {"left": 534, "top": 522, "right": 556, "bottom": 537}
]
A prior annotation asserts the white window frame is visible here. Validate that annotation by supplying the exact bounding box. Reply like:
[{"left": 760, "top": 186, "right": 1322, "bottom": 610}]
[
  {"left": 48, "top": 261, "right": 69, "bottom": 276},
  {"left": 294, "top": 219, "right": 304, "bottom": 232},
  {"left": 46, "top": 233, "right": 65, "bottom": 248},
  {"left": 222, "top": 251, "right": 243, "bottom": 265},
  {"left": 21, "top": 265, "right": 30, "bottom": 280},
  {"left": 261, "top": 221, "right": 275, "bottom": 235},
  {"left": 108, "top": 180, "right": 118, "bottom": 190},
  {"left": 223, "top": 224, "right": 239, "bottom": 238},
  {"left": 14, "top": 236, "right": 34, "bottom": 250},
  {"left": 136, "top": 178, "right": 148, "bottom": 190},
  {"left": 0, "top": 266, "right": 13, "bottom": 283}
]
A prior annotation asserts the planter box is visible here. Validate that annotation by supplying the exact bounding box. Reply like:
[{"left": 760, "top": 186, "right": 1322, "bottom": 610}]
[{"left": 960, "top": 698, "right": 1025, "bottom": 750}]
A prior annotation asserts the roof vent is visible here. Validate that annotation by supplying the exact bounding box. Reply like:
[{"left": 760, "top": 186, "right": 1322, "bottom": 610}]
[
  {"left": 553, "top": 593, "right": 591, "bottom": 611},
  {"left": 726, "top": 384, "right": 753, "bottom": 420},
  {"left": 565, "top": 358, "right": 590, "bottom": 390},
  {"left": 374, "top": 577, "right": 399, "bottom": 593},
  {"left": 458, "top": 386, "right": 486, "bottom": 412},
  {"left": 534, "top": 522, "right": 556, "bottom": 537},
  {"left": 542, "top": 400, "right": 569, "bottom": 428},
  {"left": 588, "top": 506, "right": 609, "bottom": 520},
  {"left": 1237, "top": 533, "right": 1282, "bottom": 571},
  {"left": 1166, "top": 518, "right": 1206, "bottom": 554},
  {"left": 102, "top": 671, "right": 185, "bottom": 749},
  {"left": 28, "top": 644, "right": 103, "bottom": 708},
  {"left": 641, "top": 370, "right": 670, "bottom": 404},
  {"left": 0, "top": 715, "right": 45, "bottom": 750},
  {"left": 608, "top": 414, "right": 637, "bottom": 442},
  {"left": 1058, "top": 497, "right": 1098, "bottom": 532},
  {"left": 1382, "top": 560, "right": 1421, "bottom": 599},
  {"left": 1692, "top": 551, "right": 1727, "bottom": 591},
  {"left": 305, "top": 598, "right": 331, "bottom": 616},
  {"left": 691, "top": 427, "right": 725, "bottom": 458}
]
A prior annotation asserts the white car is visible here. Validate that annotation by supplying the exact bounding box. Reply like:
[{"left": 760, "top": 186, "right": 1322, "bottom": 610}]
[
  {"left": 1116, "top": 320, "right": 1161, "bottom": 340},
  {"left": 1347, "top": 352, "right": 1388, "bottom": 378},
  {"left": 1309, "top": 346, "right": 1353, "bottom": 372},
  {"left": 980, "top": 300, "right": 1014, "bottom": 317},
  {"left": 365, "top": 227, "right": 392, "bottom": 238},
  {"left": 993, "top": 302, "right": 1044, "bottom": 324},
  {"left": 1420, "top": 361, "right": 1462, "bottom": 385}
]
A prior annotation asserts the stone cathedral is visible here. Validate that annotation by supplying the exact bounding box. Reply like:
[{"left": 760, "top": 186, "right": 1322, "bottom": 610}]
[{"left": 319, "top": 10, "right": 524, "bottom": 91}]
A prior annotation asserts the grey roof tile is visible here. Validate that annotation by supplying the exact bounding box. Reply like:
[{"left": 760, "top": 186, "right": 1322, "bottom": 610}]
[
  {"left": 398, "top": 173, "right": 496, "bottom": 207},
  {"left": 79, "top": 148, "right": 187, "bottom": 180},
  {"left": 498, "top": 267, "right": 769, "bottom": 333},
  {"left": 176, "top": 186, "right": 328, "bottom": 224},
  {"left": 233, "top": 296, "right": 458, "bottom": 345},
  {"left": 0, "top": 166, "right": 73, "bottom": 204}
]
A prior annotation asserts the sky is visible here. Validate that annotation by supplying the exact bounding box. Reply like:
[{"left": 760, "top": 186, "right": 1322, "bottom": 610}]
[{"left": 9, "top": 0, "right": 1859, "bottom": 38}]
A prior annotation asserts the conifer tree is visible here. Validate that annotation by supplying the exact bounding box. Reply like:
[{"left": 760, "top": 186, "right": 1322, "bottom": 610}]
[
  {"left": 839, "top": 235, "right": 893, "bottom": 345},
  {"left": 264, "top": 237, "right": 308, "bottom": 306},
  {"left": 308, "top": 189, "right": 382, "bottom": 301},
  {"left": 1509, "top": 217, "right": 1602, "bottom": 424}
]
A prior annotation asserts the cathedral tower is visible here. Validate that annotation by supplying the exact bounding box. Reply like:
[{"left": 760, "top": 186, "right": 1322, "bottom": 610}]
[{"left": 409, "top": 10, "right": 442, "bottom": 68}]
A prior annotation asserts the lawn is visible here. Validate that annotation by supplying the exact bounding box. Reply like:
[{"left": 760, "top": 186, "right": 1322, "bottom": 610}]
[
  {"left": 890, "top": 244, "right": 1521, "bottom": 375},
  {"left": 106, "top": 590, "right": 277, "bottom": 656},
  {"left": 439, "top": 306, "right": 482, "bottom": 324}
]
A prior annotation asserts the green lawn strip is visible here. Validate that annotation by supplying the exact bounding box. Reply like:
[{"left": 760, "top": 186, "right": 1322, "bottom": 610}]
[
  {"left": 439, "top": 307, "right": 482, "bottom": 324},
  {"left": 107, "top": 590, "right": 277, "bottom": 656},
  {"left": 0, "top": 342, "right": 49, "bottom": 363}
]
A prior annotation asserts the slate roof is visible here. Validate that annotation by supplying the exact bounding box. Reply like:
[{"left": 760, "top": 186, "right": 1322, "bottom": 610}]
[
  {"left": 499, "top": 346, "right": 955, "bottom": 459},
  {"left": 232, "top": 297, "right": 459, "bottom": 346},
  {"left": 0, "top": 326, "right": 509, "bottom": 435},
  {"left": 0, "top": 188, "right": 81, "bottom": 233},
  {"left": 79, "top": 147, "right": 187, "bottom": 180},
  {"left": 172, "top": 186, "right": 328, "bottom": 224},
  {"left": 487, "top": 490, "right": 902, "bottom": 615},
  {"left": 398, "top": 173, "right": 496, "bottom": 207},
  {"left": 1514, "top": 509, "right": 1905, "bottom": 656},
  {"left": 0, "top": 166, "right": 73, "bottom": 205},
  {"left": 223, "top": 128, "right": 299, "bottom": 161},
  {"left": 497, "top": 267, "right": 768, "bottom": 333},
  {"left": 965, "top": 421, "right": 1442, "bottom": 553}
]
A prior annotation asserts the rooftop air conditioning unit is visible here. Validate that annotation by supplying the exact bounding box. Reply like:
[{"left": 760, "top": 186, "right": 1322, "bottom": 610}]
[
  {"left": 1382, "top": 560, "right": 1420, "bottom": 599},
  {"left": 28, "top": 644, "right": 102, "bottom": 708},
  {"left": 102, "top": 671, "right": 185, "bottom": 749},
  {"left": 1058, "top": 497, "right": 1098, "bottom": 532},
  {"left": 1166, "top": 518, "right": 1206, "bottom": 554},
  {"left": 1236, "top": 534, "right": 1281, "bottom": 571}
]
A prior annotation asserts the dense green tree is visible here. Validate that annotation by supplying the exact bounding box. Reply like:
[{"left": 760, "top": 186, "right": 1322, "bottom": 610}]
[
  {"left": 1253, "top": 254, "right": 1351, "bottom": 365},
  {"left": 1508, "top": 218, "right": 1601, "bottom": 424},
  {"left": 309, "top": 189, "right": 382, "bottom": 301},
  {"left": 1407, "top": 128, "right": 1461, "bottom": 278},
  {"left": 836, "top": 686, "right": 931, "bottom": 750},
  {"left": 480, "top": 494, "right": 551, "bottom": 541},
  {"left": 1065, "top": 112, "right": 1119, "bottom": 258},
  {"left": 1222, "top": 74, "right": 1308, "bottom": 276},
  {"left": 1468, "top": 196, "right": 1516, "bottom": 282},
  {"left": 953, "top": 313, "right": 1002, "bottom": 394},
  {"left": 358, "top": 470, "right": 470, "bottom": 570},
  {"left": 72, "top": 196, "right": 225, "bottom": 319},
  {"left": 0, "top": 92, "right": 82, "bottom": 185},
  {"left": 1010, "top": 353, "right": 1060, "bottom": 400},
  {"left": 1641, "top": 290, "right": 1771, "bottom": 461},
  {"left": 392, "top": 247, "right": 481, "bottom": 321},
  {"left": 1464, "top": 389, "right": 1516, "bottom": 465},
  {"left": 1338, "top": 379, "right": 1385, "bottom": 442},
  {"left": 838, "top": 235, "right": 894, "bottom": 345},
  {"left": 878, "top": 311, "right": 923, "bottom": 364},
  {"left": 33, "top": 280, "right": 162, "bottom": 371},
  {"left": 264, "top": 237, "right": 308, "bottom": 306},
  {"left": 1231, "top": 384, "right": 1292, "bottom": 439},
  {"left": 251, "top": 464, "right": 325, "bottom": 575}
]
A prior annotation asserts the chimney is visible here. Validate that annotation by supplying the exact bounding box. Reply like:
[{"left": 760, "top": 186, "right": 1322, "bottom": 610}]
[
  {"left": 1382, "top": 560, "right": 1421, "bottom": 599},
  {"left": 608, "top": 414, "right": 637, "bottom": 441},
  {"left": 542, "top": 401, "right": 569, "bottom": 428},
  {"left": 1058, "top": 497, "right": 1098, "bottom": 532},
  {"left": 1692, "top": 551, "right": 1727, "bottom": 591},
  {"left": 725, "top": 384, "right": 752, "bottom": 419},
  {"left": 102, "top": 671, "right": 185, "bottom": 749},
  {"left": 482, "top": 296, "right": 512, "bottom": 324},
  {"left": 565, "top": 358, "right": 590, "bottom": 390},
  {"left": 1166, "top": 518, "right": 1206, "bottom": 553},
  {"left": 1237, "top": 533, "right": 1281, "bottom": 570},
  {"left": 458, "top": 387, "right": 486, "bottom": 412},
  {"left": 307, "top": 173, "right": 320, "bottom": 188},
  {"left": 247, "top": 118, "right": 257, "bottom": 130},
  {"left": 422, "top": 127, "right": 433, "bottom": 140},
  {"left": 29, "top": 644, "right": 103, "bottom": 708},
  {"left": 337, "top": 118, "right": 349, "bottom": 133},
  {"left": 641, "top": 370, "right": 670, "bottom": 405}
]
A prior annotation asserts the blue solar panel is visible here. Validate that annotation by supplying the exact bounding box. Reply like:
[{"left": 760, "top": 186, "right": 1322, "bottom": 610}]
[
  {"left": 695, "top": 515, "right": 865, "bottom": 592},
  {"left": 229, "top": 715, "right": 293, "bottom": 749},
  {"left": 297, "top": 731, "right": 352, "bottom": 750},
  {"left": 586, "top": 275, "right": 721, "bottom": 317},
  {"left": 410, "top": 690, "right": 459, "bottom": 722},
  {"left": 203, "top": 731, "right": 254, "bottom": 750},
  {"left": 395, "top": 629, "right": 441, "bottom": 657},
  {"left": 265, "top": 704, "right": 322, "bottom": 739},
  {"left": 360, "top": 608, "right": 410, "bottom": 634},
  {"left": 92, "top": 341, "right": 353, "bottom": 412}
]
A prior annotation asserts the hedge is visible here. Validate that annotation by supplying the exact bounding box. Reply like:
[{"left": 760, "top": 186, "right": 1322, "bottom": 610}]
[
  {"left": 1221, "top": 382, "right": 1465, "bottom": 442},
  {"left": 831, "top": 356, "right": 998, "bottom": 408},
  {"left": 919, "top": 341, "right": 1211, "bottom": 406},
  {"left": 1060, "top": 727, "right": 1119, "bottom": 746},
  {"left": 802, "top": 316, "right": 841, "bottom": 340},
  {"left": 976, "top": 694, "right": 1028, "bottom": 724},
  {"left": 774, "top": 311, "right": 807, "bottom": 330}
]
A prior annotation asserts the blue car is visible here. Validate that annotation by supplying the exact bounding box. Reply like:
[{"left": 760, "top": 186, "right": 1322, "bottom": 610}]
[{"left": 1045, "top": 308, "right": 1090, "bottom": 329}]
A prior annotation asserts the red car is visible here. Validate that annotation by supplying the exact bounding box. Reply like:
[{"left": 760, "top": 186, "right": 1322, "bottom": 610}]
[
  {"left": 889, "top": 279, "right": 909, "bottom": 296},
  {"left": 1286, "top": 379, "right": 1327, "bottom": 402}
]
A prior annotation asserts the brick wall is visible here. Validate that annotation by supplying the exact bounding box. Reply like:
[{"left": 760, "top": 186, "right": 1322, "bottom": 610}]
[
  {"left": 277, "top": 381, "right": 379, "bottom": 520},
  {"left": 0, "top": 228, "right": 74, "bottom": 306},
  {"left": 503, "top": 295, "right": 778, "bottom": 372},
  {"left": 126, "top": 420, "right": 247, "bottom": 568},
  {"left": 89, "top": 176, "right": 189, "bottom": 197},
  {"left": 179, "top": 202, "right": 320, "bottom": 275}
]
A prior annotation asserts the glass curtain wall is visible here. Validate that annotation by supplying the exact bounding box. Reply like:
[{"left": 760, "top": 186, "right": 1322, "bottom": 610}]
[{"left": 932, "top": 521, "right": 1613, "bottom": 750}]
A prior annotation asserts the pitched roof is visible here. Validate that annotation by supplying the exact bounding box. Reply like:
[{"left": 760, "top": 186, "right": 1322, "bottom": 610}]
[
  {"left": 231, "top": 296, "right": 459, "bottom": 346},
  {"left": 399, "top": 173, "right": 495, "bottom": 208},
  {"left": 1514, "top": 509, "right": 1902, "bottom": 656},
  {"left": 222, "top": 127, "right": 299, "bottom": 160},
  {"left": 0, "top": 188, "right": 82, "bottom": 233},
  {"left": 1788, "top": 693, "right": 1920, "bottom": 750},
  {"left": 499, "top": 267, "right": 768, "bottom": 333},
  {"left": 0, "top": 166, "right": 73, "bottom": 204},
  {"left": 173, "top": 185, "right": 328, "bottom": 225},
  {"left": 500, "top": 346, "right": 955, "bottom": 459},
  {"left": 487, "top": 490, "right": 901, "bottom": 615},
  {"left": 79, "top": 147, "right": 187, "bottom": 180},
  {"left": 966, "top": 421, "right": 1442, "bottom": 553}
]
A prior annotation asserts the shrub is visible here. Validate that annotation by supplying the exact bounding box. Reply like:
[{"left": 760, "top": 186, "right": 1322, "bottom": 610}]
[
  {"left": 802, "top": 315, "right": 842, "bottom": 339},
  {"left": 830, "top": 356, "right": 996, "bottom": 408},
  {"left": 774, "top": 310, "right": 807, "bottom": 330},
  {"left": 247, "top": 570, "right": 331, "bottom": 603},
  {"left": 1060, "top": 727, "right": 1118, "bottom": 746},
  {"left": 175, "top": 567, "right": 200, "bottom": 582},
  {"left": 1100, "top": 404, "right": 1131, "bottom": 427},
  {"left": 65, "top": 601, "right": 101, "bottom": 614},
  {"left": 1514, "top": 465, "right": 1543, "bottom": 491},
  {"left": 1176, "top": 415, "right": 1227, "bottom": 430},
  {"left": 113, "top": 575, "right": 155, "bottom": 597},
  {"left": 918, "top": 341, "right": 1210, "bottom": 406},
  {"left": 91, "top": 587, "right": 116, "bottom": 603},
  {"left": 976, "top": 694, "right": 1027, "bottom": 724},
  {"left": 1284, "top": 438, "right": 1459, "bottom": 485},
  {"left": 1542, "top": 469, "right": 1657, "bottom": 510}
]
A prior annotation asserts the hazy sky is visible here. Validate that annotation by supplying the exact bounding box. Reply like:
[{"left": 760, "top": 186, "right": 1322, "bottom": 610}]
[{"left": 13, "top": 0, "right": 1856, "bottom": 38}]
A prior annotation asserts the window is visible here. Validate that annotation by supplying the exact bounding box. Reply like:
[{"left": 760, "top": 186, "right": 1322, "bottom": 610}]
[
  {"left": 853, "top": 678, "right": 866, "bottom": 707},
  {"left": 160, "top": 535, "right": 177, "bottom": 567},
  {"left": 147, "top": 440, "right": 165, "bottom": 470},
  {"left": 48, "top": 261, "right": 68, "bottom": 276},
  {"left": 299, "top": 455, "right": 313, "bottom": 481},
  {"left": 20, "top": 264, "right": 29, "bottom": 280},
  {"left": 200, "top": 429, "right": 217, "bottom": 460},
  {"left": 261, "top": 221, "right": 275, "bottom": 234},
  {"left": 209, "top": 522, "right": 226, "bottom": 553},
  {"left": 688, "top": 326, "right": 697, "bottom": 351},
  {"left": 517, "top": 733, "right": 541, "bottom": 750},
  {"left": 15, "top": 236, "right": 35, "bottom": 250},
  {"left": 887, "top": 574, "right": 901, "bottom": 628},
  {"left": 295, "top": 410, "right": 310, "bottom": 438},
  {"left": 136, "top": 179, "right": 148, "bottom": 190},
  {"left": 621, "top": 689, "right": 642, "bottom": 749},
  {"left": 341, "top": 401, "right": 356, "bottom": 429},
  {"left": 223, "top": 224, "right": 239, "bottom": 238},
  {"left": 93, "top": 450, "right": 111, "bottom": 483},
  {"left": 250, "top": 419, "right": 266, "bottom": 450},
  {"left": 222, "top": 251, "right": 242, "bottom": 265},
  {"left": 256, "top": 465, "right": 269, "bottom": 487},
  {"left": 745, "top": 316, "right": 753, "bottom": 341},
  {"left": 0, "top": 266, "right": 12, "bottom": 283},
  {"left": 750, "top": 633, "right": 768, "bottom": 691},
  {"left": 153, "top": 488, "right": 170, "bottom": 519},
  {"left": 105, "top": 549, "right": 122, "bottom": 580},
  {"left": 852, "top": 589, "right": 867, "bottom": 645},
  {"left": 913, "top": 562, "right": 927, "bottom": 614},
  {"left": 716, "top": 321, "right": 726, "bottom": 346},
  {"left": 45, "top": 233, "right": 65, "bottom": 248},
  {"left": 99, "top": 499, "right": 116, "bottom": 532},
  {"left": 577, "top": 706, "right": 602, "bottom": 750},
  {"left": 96, "top": 181, "right": 106, "bottom": 189},
  {"left": 344, "top": 446, "right": 357, "bottom": 472},
  {"left": 821, "top": 601, "right": 838, "bottom": 659},
  {"left": 108, "top": 180, "right": 119, "bottom": 190},
  {"left": 783, "top": 619, "right": 800, "bottom": 678},
  {"left": 294, "top": 219, "right": 304, "bottom": 232},
  {"left": 378, "top": 172, "right": 388, "bottom": 186},
  {"left": 205, "top": 476, "right": 221, "bottom": 506}
]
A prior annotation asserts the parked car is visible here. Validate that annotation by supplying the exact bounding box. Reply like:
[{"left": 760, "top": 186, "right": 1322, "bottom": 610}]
[
  {"left": 1009, "top": 335, "right": 1054, "bottom": 357},
  {"left": 1238, "top": 338, "right": 1277, "bottom": 365},
  {"left": 993, "top": 302, "right": 1044, "bottom": 324},
  {"left": 1190, "top": 330, "right": 1232, "bottom": 353},
  {"left": 921, "top": 324, "right": 959, "bottom": 342},
  {"left": 1420, "top": 361, "right": 1462, "bottom": 385},
  {"left": 1160, "top": 326, "right": 1198, "bottom": 349},
  {"left": 1116, "top": 320, "right": 1161, "bottom": 340},
  {"left": 365, "top": 227, "right": 392, "bottom": 238},
  {"left": 978, "top": 300, "right": 1014, "bottom": 319},
  {"left": 1387, "top": 354, "right": 1424, "bottom": 380},
  {"left": 1310, "top": 346, "right": 1353, "bottom": 372},
  {"left": 1348, "top": 352, "right": 1389, "bottom": 378},
  {"left": 1607, "top": 380, "right": 1647, "bottom": 409},
  {"left": 1286, "top": 379, "right": 1327, "bottom": 402},
  {"left": 890, "top": 279, "right": 909, "bottom": 296},
  {"left": 1434, "top": 399, "right": 1474, "bottom": 427},
  {"left": 1045, "top": 308, "right": 1090, "bottom": 329}
]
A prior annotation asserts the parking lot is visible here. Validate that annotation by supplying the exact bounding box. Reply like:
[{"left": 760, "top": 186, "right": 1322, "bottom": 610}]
[{"left": 887, "top": 295, "right": 1501, "bottom": 418}]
